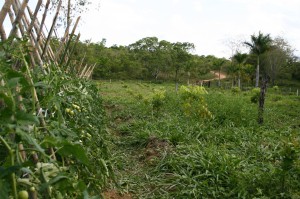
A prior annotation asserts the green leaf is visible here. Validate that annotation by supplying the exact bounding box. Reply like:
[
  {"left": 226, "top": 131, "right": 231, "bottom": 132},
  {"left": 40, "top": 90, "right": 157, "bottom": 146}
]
[
  {"left": 15, "top": 111, "right": 39, "bottom": 125},
  {"left": 34, "top": 81, "right": 49, "bottom": 88},
  {"left": 77, "top": 181, "right": 87, "bottom": 192},
  {"left": 0, "top": 108, "right": 13, "bottom": 125},
  {"left": 0, "top": 179, "right": 9, "bottom": 199},
  {"left": 6, "top": 70, "right": 29, "bottom": 88},
  {"left": 40, "top": 136, "right": 59, "bottom": 148},
  {"left": 7, "top": 77, "right": 21, "bottom": 89},
  {"left": 0, "top": 93, "right": 14, "bottom": 111},
  {"left": 40, "top": 175, "right": 68, "bottom": 191},
  {"left": 15, "top": 128, "right": 45, "bottom": 155},
  {"left": 83, "top": 190, "right": 101, "bottom": 199},
  {"left": 57, "top": 142, "right": 90, "bottom": 165},
  {"left": 0, "top": 166, "right": 21, "bottom": 179}
]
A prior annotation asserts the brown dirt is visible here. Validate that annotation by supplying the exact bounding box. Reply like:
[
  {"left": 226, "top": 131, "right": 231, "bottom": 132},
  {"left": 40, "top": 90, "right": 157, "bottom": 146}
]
[
  {"left": 142, "top": 136, "right": 172, "bottom": 163},
  {"left": 204, "top": 71, "right": 227, "bottom": 81},
  {"left": 102, "top": 190, "right": 132, "bottom": 199}
]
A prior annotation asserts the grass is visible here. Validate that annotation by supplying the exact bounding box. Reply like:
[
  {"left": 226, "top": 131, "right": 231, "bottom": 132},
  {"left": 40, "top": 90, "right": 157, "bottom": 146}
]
[{"left": 99, "top": 80, "right": 300, "bottom": 198}]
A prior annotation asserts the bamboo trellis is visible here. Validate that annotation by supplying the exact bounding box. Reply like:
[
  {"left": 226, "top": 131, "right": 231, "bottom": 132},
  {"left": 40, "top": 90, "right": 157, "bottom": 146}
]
[{"left": 0, "top": 0, "right": 95, "bottom": 78}]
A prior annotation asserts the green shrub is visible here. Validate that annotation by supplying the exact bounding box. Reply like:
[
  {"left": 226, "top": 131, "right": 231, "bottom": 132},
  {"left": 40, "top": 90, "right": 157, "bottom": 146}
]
[
  {"left": 231, "top": 86, "right": 241, "bottom": 93},
  {"left": 273, "top": 85, "right": 279, "bottom": 91},
  {"left": 251, "top": 87, "right": 261, "bottom": 103},
  {"left": 206, "top": 92, "right": 257, "bottom": 127},
  {"left": 179, "top": 85, "right": 212, "bottom": 119}
]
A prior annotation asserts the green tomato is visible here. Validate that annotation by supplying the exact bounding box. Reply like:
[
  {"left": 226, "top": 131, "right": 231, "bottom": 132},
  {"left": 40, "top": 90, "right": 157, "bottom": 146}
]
[{"left": 18, "top": 190, "right": 29, "bottom": 199}]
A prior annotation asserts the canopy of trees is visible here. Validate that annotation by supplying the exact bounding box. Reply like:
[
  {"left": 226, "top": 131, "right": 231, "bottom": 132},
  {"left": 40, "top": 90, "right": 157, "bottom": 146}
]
[{"left": 67, "top": 34, "right": 299, "bottom": 86}]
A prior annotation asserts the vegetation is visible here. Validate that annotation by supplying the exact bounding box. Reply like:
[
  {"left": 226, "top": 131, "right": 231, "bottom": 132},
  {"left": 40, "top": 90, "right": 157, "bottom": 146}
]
[
  {"left": 70, "top": 35, "right": 300, "bottom": 88},
  {"left": 100, "top": 80, "right": 300, "bottom": 198},
  {"left": 0, "top": 38, "right": 111, "bottom": 198},
  {"left": 1, "top": 1, "right": 300, "bottom": 198}
]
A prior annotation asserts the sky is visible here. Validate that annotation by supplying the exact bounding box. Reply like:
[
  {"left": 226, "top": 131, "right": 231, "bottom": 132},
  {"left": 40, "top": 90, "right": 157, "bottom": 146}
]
[
  {"left": 3, "top": 0, "right": 300, "bottom": 58},
  {"left": 75, "top": 0, "right": 300, "bottom": 58}
]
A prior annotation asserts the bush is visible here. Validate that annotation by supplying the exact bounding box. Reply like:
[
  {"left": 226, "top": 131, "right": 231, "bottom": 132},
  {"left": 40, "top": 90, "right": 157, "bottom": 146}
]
[
  {"left": 231, "top": 86, "right": 241, "bottom": 93},
  {"left": 179, "top": 85, "right": 212, "bottom": 119},
  {"left": 251, "top": 87, "right": 261, "bottom": 104},
  {"left": 206, "top": 91, "right": 257, "bottom": 127},
  {"left": 273, "top": 85, "right": 279, "bottom": 91}
]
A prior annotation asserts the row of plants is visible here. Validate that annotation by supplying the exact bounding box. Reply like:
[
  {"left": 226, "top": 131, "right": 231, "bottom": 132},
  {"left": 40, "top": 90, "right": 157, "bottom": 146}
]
[{"left": 0, "top": 38, "right": 111, "bottom": 198}]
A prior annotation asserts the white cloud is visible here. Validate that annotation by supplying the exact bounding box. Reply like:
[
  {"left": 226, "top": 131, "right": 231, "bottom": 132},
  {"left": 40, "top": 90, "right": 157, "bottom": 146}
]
[{"left": 76, "top": 0, "right": 300, "bottom": 58}]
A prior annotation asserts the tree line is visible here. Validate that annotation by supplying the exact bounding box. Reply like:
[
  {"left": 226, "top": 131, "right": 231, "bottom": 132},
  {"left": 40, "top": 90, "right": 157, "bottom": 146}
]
[{"left": 68, "top": 34, "right": 300, "bottom": 87}]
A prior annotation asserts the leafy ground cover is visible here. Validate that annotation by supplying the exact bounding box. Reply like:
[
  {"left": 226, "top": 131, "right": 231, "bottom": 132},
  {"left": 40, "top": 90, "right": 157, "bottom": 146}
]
[{"left": 99, "top": 80, "right": 300, "bottom": 199}]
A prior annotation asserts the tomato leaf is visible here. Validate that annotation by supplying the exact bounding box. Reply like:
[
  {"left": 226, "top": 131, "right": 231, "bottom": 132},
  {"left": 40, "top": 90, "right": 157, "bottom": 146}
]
[
  {"left": 0, "top": 179, "right": 9, "bottom": 199},
  {"left": 15, "top": 111, "right": 39, "bottom": 125},
  {"left": 57, "top": 142, "right": 90, "bottom": 165},
  {"left": 16, "top": 128, "right": 45, "bottom": 155}
]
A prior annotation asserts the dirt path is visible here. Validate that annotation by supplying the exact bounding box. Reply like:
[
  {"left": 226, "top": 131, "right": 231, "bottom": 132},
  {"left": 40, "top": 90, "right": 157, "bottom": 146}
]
[{"left": 204, "top": 71, "right": 227, "bottom": 81}]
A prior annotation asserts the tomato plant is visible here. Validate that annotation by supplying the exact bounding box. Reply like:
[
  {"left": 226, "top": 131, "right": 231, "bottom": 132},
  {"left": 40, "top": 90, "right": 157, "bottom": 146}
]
[{"left": 0, "top": 38, "right": 112, "bottom": 198}]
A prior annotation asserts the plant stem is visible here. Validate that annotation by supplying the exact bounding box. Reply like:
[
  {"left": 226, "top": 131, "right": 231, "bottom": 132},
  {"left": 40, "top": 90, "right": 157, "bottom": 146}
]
[{"left": 0, "top": 135, "right": 17, "bottom": 199}]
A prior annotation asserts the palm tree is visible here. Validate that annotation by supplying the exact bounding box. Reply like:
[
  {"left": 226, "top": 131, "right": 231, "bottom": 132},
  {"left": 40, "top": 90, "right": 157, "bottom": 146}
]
[
  {"left": 233, "top": 52, "right": 248, "bottom": 88},
  {"left": 244, "top": 31, "right": 272, "bottom": 87},
  {"left": 212, "top": 58, "right": 226, "bottom": 87}
]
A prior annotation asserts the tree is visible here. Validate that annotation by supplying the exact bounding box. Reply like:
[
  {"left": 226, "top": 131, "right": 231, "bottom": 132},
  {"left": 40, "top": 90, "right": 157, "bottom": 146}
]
[
  {"left": 128, "top": 37, "right": 162, "bottom": 80},
  {"left": 232, "top": 52, "right": 248, "bottom": 88},
  {"left": 244, "top": 31, "right": 272, "bottom": 87},
  {"left": 212, "top": 58, "right": 226, "bottom": 87},
  {"left": 263, "top": 37, "right": 294, "bottom": 85},
  {"left": 49, "top": 0, "right": 97, "bottom": 27},
  {"left": 171, "top": 42, "right": 195, "bottom": 91}
]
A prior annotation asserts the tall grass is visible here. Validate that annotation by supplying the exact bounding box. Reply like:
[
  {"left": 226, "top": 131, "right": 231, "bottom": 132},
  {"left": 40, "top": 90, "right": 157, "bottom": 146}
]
[{"left": 99, "top": 81, "right": 300, "bottom": 198}]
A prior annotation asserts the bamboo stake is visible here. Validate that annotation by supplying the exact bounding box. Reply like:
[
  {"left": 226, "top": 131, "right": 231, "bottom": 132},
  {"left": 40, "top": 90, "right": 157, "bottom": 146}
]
[
  {"left": 0, "top": 26, "right": 7, "bottom": 40},
  {"left": 54, "top": 19, "right": 72, "bottom": 61},
  {"left": 67, "top": 0, "right": 71, "bottom": 29},
  {"left": 0, "top": 0, "right": 13, "bottom": 30},
  {"left": 79, "top": 64, "right": 88, "bottom": 78},
  {"left": 77, "top": 53, "right": 86, "bottom": 75},
  {"left": 27, "top": 6, "right": 57, "bottom": 65},
  {"left": 86, "top": 63, "right": 96, "bottom": 78},
  {"left": 15, "top": 0, "right": 43, "bottom": 67},
  {"left": 11, "top": 1, "right": 26, "bottom": 35},
  {"left": 65, "top": 33, "right": 80, "bottom": 70},
  {"left": 27, "top": 0, "right": 42, "bottom": 34},
  {"left": 10, "top": 1, "right": 37, "bottom": 67},
  {"left": 9, "top": 0, "right": 28, "bottom": 38},
  {"left": 27, "top": 6, "right": 45, "bottom": 48},
  {"left": 59, "top": 16, "right": 80, "bottom": 65},
  {"left": 41, "top": 0, "right": 62, "bottom": 59},
  {"left": 36, "top": 0, "right": 50, "bottom": 43},
  {"left": 8, "top": 8, "right": 21, "bottom": 38},
  {"left": 84, "top": 66, "right": 92, "bottom": 78}
]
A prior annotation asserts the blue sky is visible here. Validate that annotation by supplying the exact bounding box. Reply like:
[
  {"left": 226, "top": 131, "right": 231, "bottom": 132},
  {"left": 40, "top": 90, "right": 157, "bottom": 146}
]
[
  {"left": 3, "top": 0, "right": 300, "bottom": 58},
  {"left": 78, "top": 0, "right": 300, "bottom": 58}
]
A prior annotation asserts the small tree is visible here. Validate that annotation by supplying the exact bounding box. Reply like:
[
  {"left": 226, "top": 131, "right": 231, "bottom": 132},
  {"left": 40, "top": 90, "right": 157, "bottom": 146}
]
[
  {"left": 171, "top": 42, "right": 195, "bottom": 91},
  {"left": 212, "top": 58, "right": 226, "bottom": 87},
  {"left": 244, "top": 31, "right": 272, "bottom": 87},
  {"left": 232, "top": 52, "right": 248, "bottom": 88}
]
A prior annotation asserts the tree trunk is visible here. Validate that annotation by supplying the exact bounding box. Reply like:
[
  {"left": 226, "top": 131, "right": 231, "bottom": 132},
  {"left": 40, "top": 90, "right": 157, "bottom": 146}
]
[
  {"left": 238, "top": 71, "right": 241, "bottom": 88},
  {"left": 175, "top": 68, "right": 179, "bottom": 92},
  {"left": 258, "top": 75, "right": 268, "bottom": 124},
  {"left": 255, "top": 55, "right": 260, "bottom": 87},
  {"left": 218, "top": 68, "right": 221, "bottom": 87}
]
